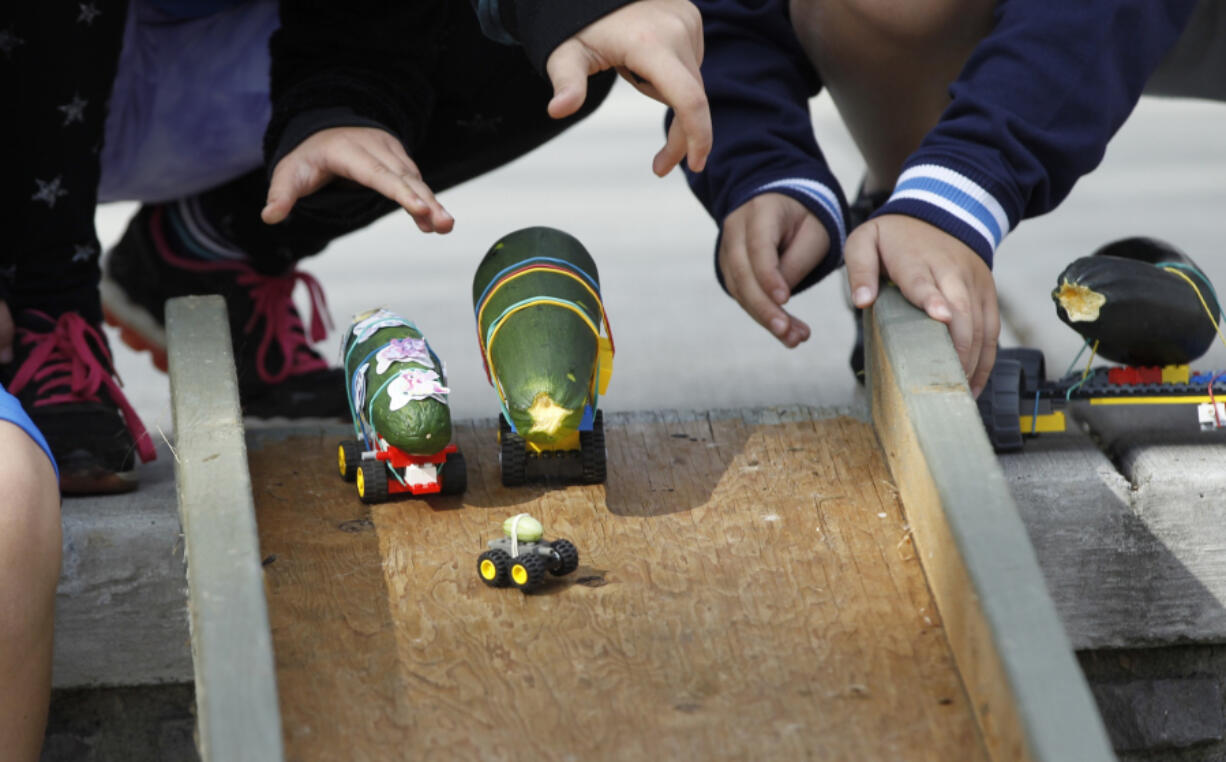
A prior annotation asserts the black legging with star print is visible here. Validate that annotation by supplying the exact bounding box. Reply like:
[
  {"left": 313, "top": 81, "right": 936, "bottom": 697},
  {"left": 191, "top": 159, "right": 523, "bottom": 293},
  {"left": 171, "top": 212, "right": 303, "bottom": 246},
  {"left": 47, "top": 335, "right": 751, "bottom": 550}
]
[{"left": 3, "top": 2, "right": 128, "bottom": 322}]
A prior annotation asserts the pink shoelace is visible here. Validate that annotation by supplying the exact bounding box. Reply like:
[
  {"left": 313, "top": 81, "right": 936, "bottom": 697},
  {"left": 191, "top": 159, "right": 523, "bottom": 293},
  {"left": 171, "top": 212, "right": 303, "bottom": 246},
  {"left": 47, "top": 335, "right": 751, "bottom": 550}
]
[
  {"left": 9, "top": 311, "right": 157, "bottom": 464},
  {"left": 149, "top": 206, "right": 333, "bottom": 385}
]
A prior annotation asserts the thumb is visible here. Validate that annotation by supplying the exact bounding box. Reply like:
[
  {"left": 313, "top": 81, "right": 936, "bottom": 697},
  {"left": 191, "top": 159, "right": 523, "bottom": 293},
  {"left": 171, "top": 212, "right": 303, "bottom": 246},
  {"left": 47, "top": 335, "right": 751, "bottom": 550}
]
[
  {"left": 545, "top": 40, "right": 591, "bottom": 120},
  {"left": 844, "top": 224, "right": 882, "bottom": 309},
  {"left": 0, "top": 301, "right": 14, "bottom": 364},
  {"left": 262, "top": 158, "right": 311, "bottom": 224}
]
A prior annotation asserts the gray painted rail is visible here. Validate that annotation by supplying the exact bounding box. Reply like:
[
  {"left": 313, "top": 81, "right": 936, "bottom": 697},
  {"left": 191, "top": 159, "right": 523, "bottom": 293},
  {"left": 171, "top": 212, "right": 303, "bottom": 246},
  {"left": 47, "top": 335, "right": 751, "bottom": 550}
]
[
  {"left": 167, "top": 295, "right": 284, "bottom": 762},
  {"left": 866, "top": 286, "right": 1115, "bottom": 762}
]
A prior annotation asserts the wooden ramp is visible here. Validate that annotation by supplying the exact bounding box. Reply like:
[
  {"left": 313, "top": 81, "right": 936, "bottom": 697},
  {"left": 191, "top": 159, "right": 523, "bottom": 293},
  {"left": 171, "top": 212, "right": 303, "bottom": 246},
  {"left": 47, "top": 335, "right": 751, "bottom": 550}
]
[{"left": 248, "top": 411, "right": 987, "bottom": 761}]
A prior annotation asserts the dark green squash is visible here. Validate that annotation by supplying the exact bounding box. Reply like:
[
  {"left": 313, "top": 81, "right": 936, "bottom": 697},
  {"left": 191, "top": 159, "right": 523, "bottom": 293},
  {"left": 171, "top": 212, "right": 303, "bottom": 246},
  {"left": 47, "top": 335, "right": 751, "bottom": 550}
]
[
  {"left": 1052, "top": 237, "right": 1221, "bottom": 366},
  {"left": 472, "top": 227, "right": 607, "bottom": 445}
]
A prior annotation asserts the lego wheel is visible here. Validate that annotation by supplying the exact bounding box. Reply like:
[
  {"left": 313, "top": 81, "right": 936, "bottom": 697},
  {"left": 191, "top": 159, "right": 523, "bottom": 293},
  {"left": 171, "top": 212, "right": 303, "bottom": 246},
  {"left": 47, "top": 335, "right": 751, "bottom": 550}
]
[
  {"left": 338, "top": 440, "right": 361, "bottom": 482},
  {"left": 996, "top": 348, "right": 1047, "bottom": 397},
  {"left": 477, "top": 549, "right": 511, "bottom": 587},
  {"left": 500, "top": 417, "right": 527, "bottom": 487},
  {"left": 356, "top": 461, "right": 389, "bottom": 504},
  {"left": 439, "top": 450, "right": 467, "bottom": 495},
  {"left": 509, "top": 553, "right": 547, "bottom": 593},
  {"left": 549, "top": 539, "right": 579, "bottom": 576},
  {"left": 579, "top": 410, "right": 606, "bottom": 484},
  {"left": 977, "top": 358, "right": 1024, "bottom": 453}
]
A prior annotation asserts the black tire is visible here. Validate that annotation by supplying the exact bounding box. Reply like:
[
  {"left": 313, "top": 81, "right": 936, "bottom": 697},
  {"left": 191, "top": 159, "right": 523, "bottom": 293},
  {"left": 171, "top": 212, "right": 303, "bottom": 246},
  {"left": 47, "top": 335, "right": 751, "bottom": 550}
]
[
  {"left": 439, "top": 450, "right": 467, "bottom": 495},
  {"left": 579, "top": 410, "right": 607, "bottom": 484},
  {"left": 996, "top": 347, "right": 1046, "bottom": 398},
  {"left": 977, "top": 358, "right": 1024, "bottom": 453},
  {"left": 500, "top": 415, "right": 527, "bottom": 487},
  {"left": 509, "top": 553, "right": 547, "bottom": 593},
  {"left": 477, "top": 549, "right": 511, "bottom": 587},
  {"left": 338, "top": 440, "right": 361, "bottom": 482},
  {"left": 549, "top": 539, "right": 579, "bottom": 577},
  {"left": 357, "top": 461, "right": 390, "bottom": 504}
]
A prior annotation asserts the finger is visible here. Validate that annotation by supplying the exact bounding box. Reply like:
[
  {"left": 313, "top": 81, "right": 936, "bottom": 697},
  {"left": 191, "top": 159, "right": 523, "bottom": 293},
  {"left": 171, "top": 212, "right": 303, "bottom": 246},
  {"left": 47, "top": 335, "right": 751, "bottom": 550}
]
[
  {"left": 745, "top": 209, "right": 792, "bottom": 305},
  {"left": 545, "top": 40, "right": 592, "bottom": 120},
  {"left": 333, "top": 147, "right": 445, "bottom": 232},
  {"left": 262, "top": 156, "right": 326, "bottom": 224},
  {"left": 628, "top": 49, "right": 710, "bottom": 173},
  {"left": 778, "top": 214, "right": 830, "bottom": 290},
  {"left": 0, "top": 301, "right": 13, "bottom": 364},
  {"left": 971, "top": 289, "right": 1001, "bottom": 398},
  {"left": 843, "top": 225, "right": 883, "bottom": 308},
  {"left": 652, "top": 116, "right": 690, "bottom": 177},
  {"left": 936, "top": 272, "right": 981, "bottom": 383},
  {"left": 722, "top": 228, "right": 802, "bottom": 346},
  {"left": 364, "top": 140, "right": 455, "bottom": 233}
]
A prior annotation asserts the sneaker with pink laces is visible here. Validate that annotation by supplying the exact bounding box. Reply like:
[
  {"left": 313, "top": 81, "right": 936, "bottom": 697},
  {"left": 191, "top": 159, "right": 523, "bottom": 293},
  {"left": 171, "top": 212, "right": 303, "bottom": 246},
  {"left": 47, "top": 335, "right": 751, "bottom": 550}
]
[
  {"left": 8, "top": 310, "right": 157, "bottom": 495},
  {"left": 101, "top": 203, "right": 347, "bottom": 419}
]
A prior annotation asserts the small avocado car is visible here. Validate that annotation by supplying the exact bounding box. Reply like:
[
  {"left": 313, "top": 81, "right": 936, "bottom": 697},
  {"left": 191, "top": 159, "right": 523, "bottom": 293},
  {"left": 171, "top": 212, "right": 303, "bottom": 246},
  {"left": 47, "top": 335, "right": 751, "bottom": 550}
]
[{"left": 477, "top": 514, "right": 579, "bottom": 593}]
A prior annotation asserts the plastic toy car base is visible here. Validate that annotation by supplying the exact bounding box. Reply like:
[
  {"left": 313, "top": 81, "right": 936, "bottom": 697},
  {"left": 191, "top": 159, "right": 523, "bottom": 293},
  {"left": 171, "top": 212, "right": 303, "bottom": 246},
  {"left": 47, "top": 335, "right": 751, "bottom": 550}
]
[
  {"left": 477, "top": 513, "right": 580, "bottom": 593},
  {"left": 338, "top": 439, "right": 466, "bottom": 504},
  {"left": 497, "top": 410, "right": 606, "bottom": 487}
]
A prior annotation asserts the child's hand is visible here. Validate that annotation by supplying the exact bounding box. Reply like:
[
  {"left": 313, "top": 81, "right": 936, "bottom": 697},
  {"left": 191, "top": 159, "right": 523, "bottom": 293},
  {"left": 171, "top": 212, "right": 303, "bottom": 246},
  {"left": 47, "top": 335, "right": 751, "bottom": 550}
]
[
  {"left": 844, "top": 214, "right": 999, "bottom": 396},
  {"left": 719, "top": 193, "right": 831, "bottom": 348},
  {"left": 262, "top": 126, "right": 454, "bottom": 233},
  {"left": 545, "top": 0, "right": 711, "bottom": 177}
]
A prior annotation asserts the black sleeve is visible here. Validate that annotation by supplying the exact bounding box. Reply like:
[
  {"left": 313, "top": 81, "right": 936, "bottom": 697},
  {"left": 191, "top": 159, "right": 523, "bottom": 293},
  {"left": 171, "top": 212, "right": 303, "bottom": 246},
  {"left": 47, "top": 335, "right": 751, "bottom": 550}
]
[
  {"left": 487, "top": 0, "right": 636, "bottom": 73},
  {"left": 263, "top": 0, "right": 447, "bottom": 166}
]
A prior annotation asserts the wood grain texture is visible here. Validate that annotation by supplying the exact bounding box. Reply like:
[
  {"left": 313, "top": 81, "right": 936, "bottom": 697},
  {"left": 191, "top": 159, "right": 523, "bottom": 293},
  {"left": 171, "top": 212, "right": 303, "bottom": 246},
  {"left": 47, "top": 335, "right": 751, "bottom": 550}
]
[
  {"left": 249, "top": 412, "right": 986, "bottom": 761},
  {"left": 865, "top": 287, "right": 1114, "bottom": 762}
]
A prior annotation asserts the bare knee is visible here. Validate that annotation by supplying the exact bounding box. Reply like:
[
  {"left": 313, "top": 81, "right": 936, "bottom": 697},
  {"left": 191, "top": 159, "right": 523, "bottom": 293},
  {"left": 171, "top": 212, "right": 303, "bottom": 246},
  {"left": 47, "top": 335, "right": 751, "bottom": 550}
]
[
  {"left": 793, "top": 0, "right": 993, "bottom": 50},
  {"left": 0, "top": 424, "right": 62, "bottom": 591}
]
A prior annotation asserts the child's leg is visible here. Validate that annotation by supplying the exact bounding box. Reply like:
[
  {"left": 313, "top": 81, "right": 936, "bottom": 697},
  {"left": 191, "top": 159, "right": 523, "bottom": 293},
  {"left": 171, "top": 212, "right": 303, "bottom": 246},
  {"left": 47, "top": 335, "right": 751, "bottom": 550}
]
[
  {"left": 4, "top": 2, "right": 154, "bottom": 494},
  {"left": 789, "top": 0, "right": 995, "bottom": 192},
  {"left": 0, "top": 405, "right": 62, "bottom": 762}
]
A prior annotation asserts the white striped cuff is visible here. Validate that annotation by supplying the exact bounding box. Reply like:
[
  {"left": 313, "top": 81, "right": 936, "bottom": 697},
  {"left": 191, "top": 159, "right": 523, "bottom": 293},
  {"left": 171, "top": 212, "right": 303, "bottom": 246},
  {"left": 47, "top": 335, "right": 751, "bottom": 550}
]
[
  {"left": 754, "top": 177, "right": 847, "bottom": 247},
  {"left": 889, "top": 165, "right": 1011, "bottom": 255}
]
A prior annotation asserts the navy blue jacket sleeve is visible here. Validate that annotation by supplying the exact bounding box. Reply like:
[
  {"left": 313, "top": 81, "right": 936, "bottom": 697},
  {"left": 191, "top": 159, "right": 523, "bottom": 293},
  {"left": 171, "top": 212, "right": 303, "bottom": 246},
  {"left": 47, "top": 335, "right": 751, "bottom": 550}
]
[
  {"left": 873, "top": 0, "right": 1200, "bottom": 266},
  {"left": 680, "top": 0, "right": 849, "bottom": 292}
]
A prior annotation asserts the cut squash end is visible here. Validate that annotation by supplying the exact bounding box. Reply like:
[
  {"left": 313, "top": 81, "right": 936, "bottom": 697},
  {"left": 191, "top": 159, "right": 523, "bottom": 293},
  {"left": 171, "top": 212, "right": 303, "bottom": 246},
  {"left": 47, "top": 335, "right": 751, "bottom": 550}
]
[
  {"left": 1054, "top": 280, "right": 1107, "bottom": 322},
  {"left": 525, "top": 393, "right": 574, "bottom": 438}
]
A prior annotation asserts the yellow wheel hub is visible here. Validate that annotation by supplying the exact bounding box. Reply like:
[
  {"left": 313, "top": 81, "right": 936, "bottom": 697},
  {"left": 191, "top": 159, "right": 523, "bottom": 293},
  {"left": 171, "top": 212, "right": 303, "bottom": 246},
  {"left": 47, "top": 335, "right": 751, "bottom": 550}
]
[
  {"left": 337, "top": 445, "right": 346, "bottom": 478},
  {"left": 480, "top": 559, "right": 497, "bottom": 580},
  {"left": 357, "top": 468, "right": 365, "bottom": 497},
  {"left": 511, "top": 564, "right": 528, "bottom": 586}
]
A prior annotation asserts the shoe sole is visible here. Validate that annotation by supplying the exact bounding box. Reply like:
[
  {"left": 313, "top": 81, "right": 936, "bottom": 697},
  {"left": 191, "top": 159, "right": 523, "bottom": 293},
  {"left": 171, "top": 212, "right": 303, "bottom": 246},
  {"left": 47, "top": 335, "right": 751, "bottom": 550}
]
[{"left": 101, "top": 276, "right": 169, "bottom": 373}]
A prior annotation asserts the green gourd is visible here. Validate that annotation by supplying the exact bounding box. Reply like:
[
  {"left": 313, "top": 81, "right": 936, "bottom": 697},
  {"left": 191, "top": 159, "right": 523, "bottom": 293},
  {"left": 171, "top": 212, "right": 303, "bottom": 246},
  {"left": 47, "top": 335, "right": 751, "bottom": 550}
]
[
  {"left": 341, "top": 309, "right": 452, "bottom": 455},
  {"left": 473, "top": 227, "right": 607, "bottom": 445},
  {"left": 1052, "top": 237, "right": 1221, "bottom": 366}
]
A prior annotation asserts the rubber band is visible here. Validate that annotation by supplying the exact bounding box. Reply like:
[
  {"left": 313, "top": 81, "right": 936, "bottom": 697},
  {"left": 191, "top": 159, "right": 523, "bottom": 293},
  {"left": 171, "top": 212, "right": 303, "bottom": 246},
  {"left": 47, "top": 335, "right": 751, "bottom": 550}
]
[
  {"left": 475, "top": 256, "right": 600, "bottom": 309},
  {"left": 1030, "top": 389, "right": 1041, "bottom": 435},
  {"left": 1162, "top": 267, "right": 1226, "bottom": 353},
  {"left": 477, "top": 265, "right": 612, "bottom": 353},
  {"left": 509, "top": 513, "right": 530, "bottom": 558},
  {"left": 1062, "top": 339, "right": 1091, "bottom": 379},
  {"left": 1065, "top": 340, "right": 1100, "bottom": 400}
]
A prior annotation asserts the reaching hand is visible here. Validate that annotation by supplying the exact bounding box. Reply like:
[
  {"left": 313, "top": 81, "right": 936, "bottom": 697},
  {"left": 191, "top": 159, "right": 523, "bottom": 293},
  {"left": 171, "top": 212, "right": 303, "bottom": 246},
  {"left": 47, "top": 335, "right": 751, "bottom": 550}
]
[
  {"left": 262, "top": 127, "right": 454, "bottom": 233},
  {"left": 844, "top": 214, "right": 999, "bottom": 396},
  {"left": 719, "top": 193, "right": 831, "bottom": 348},
  {"left": 545, "top": 0, "right": 711, "bottom": 176}
]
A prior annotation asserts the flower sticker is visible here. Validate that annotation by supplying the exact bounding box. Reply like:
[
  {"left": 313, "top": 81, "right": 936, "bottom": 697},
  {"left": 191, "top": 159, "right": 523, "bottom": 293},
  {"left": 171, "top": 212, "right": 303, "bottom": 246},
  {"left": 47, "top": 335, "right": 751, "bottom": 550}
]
[
  {"left": 375, "top": 337, "right": 432, "bottom": 374},
  {"left": 385, "top": 368, "right": 450, "bottom": 411}
]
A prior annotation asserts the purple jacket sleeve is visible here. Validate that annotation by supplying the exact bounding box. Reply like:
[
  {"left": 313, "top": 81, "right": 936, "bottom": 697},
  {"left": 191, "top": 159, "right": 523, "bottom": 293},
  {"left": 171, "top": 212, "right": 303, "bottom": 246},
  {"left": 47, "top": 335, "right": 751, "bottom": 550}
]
[
  {"left": 680, "top": 0, "right": 849, "bottom": 293},
  {"left": 873, "top": 0, "right": 1200, "bottom": 267}
]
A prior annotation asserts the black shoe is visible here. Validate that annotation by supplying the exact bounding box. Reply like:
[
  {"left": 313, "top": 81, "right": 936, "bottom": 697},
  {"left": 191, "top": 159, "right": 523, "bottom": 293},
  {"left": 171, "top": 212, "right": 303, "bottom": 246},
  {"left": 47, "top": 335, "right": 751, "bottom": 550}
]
[
  {"left": 845, "top": 185, "right": 891, "bottom": 384},
  {"left": 101, "top": 204, "right": 347, "bottom": 419},
  {"left": 8, "top": 310, "right": 156, "bottom": 494}
]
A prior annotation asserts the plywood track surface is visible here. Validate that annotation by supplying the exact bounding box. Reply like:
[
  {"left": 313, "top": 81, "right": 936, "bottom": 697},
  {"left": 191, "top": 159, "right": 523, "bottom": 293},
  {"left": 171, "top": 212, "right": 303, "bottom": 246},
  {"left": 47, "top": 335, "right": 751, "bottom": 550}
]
[{"left": 248, "top": 412, "right": 987, "bottom": 761}]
